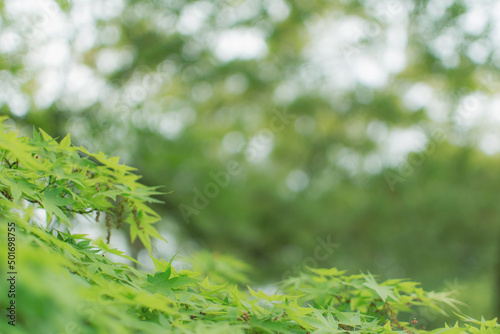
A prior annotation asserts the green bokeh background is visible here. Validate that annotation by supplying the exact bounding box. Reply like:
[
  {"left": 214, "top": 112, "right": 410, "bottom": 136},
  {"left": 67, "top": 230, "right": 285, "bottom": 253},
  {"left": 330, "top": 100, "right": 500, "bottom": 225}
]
[{"left": 1, "top": 0, "right": 499, "bottom": 321}]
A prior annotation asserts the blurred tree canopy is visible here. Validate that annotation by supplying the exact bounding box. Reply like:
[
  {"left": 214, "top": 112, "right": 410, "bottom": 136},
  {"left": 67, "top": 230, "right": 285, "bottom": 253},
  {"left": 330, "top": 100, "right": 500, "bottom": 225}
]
[{"left": 1, "top": 0, "right": 500, "bottom": 319}]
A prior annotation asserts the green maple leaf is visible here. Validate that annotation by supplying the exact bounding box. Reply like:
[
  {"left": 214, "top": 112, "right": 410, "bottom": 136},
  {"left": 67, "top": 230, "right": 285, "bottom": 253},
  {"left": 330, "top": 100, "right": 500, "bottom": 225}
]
[
  {"left": 363, "top": 273, "right": 398, "bottom": 302},
  {"left": 42, "top": 187, "right": 73, "bottom": 225}
]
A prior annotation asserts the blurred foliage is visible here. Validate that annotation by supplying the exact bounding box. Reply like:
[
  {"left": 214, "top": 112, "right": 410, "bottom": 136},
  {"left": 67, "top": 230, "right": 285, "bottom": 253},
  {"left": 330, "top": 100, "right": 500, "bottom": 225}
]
[
  {"left": 1, "top": 0, "right": 500, "bottom": 320},
  {"left": 187, "top": 250, "right": 252, "bottom": 286},
  {"left": 1, "top": 123, "right": 498, "bottom": 334}
]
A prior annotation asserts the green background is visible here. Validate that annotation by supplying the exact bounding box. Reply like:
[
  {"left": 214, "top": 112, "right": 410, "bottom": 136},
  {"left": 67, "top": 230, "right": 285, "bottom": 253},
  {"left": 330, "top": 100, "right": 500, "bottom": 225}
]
[{"left": 1, "top": 0, "right": 499, "bottom": 320}]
